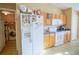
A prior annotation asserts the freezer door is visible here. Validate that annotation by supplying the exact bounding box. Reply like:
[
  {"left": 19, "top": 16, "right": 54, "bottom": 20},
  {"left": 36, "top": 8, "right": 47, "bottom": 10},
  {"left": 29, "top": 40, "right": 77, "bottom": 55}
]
[
  {"left": 20, "top": 14, "right": 32, "bottom": 55},
  {"left": 21, "top": 31, "right": 32, "bottom": 55}
]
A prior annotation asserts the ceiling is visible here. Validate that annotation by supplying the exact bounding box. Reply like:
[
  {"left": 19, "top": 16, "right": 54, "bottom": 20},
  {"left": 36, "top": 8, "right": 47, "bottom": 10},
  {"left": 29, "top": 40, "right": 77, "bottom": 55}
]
[
  {"left": 20, "top": 3, "right": 79, "bottom": 12},
  {"left": 0, "top": 3, "right": 79, "bottom": 12},
  {"left": 52, "top": 3, "right": 79, "bottom": 11}
]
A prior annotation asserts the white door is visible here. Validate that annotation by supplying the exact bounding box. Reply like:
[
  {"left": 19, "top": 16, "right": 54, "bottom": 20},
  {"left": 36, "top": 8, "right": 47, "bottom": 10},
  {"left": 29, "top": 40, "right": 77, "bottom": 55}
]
[
  {"left": 71, "top": 11, "right": 78, "bottom": 40},
  {"left": 20, "top": 14, "right": 32, "bottom": 55}
]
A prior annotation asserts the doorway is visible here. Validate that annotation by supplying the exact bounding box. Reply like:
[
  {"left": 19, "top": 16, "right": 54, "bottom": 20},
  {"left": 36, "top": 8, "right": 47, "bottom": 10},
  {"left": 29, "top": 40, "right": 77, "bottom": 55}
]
[{"left": 0, "top": 9, "right": 17, "bottom": 55}]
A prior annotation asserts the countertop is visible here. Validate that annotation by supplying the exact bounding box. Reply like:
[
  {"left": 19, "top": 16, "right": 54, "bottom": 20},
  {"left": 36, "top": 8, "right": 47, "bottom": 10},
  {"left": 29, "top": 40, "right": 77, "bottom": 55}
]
[{"left": 44, "top": 30, "right": 71, "bottom": 35}]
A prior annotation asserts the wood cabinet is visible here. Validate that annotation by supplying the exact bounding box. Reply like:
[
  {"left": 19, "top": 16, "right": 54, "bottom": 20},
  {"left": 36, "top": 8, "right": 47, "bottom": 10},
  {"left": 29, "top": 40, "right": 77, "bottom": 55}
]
[
  {"left": 52, "top": 15, "right": 56, "bottom": 19},
  {"left": 67, "top": 31, "right": 71, "bottom": 42},
  {"left": 52, "top": 15, "right": 59, "bottom": 24},
  {"left": 63, "top": 15, "right": 67, "bottom": 25},
  {"left": 44, "top": 33, "right": 55, "bottom": 48},
  {"left": 64, "top": 31, "right": 71, "bottom": 43},
  {"left": 59, "top": 14, "right": 64, "bottom": 25},
  {"left": 44, "top": 33, "right": 50, "bottom": 48},
  {"left": 49, "top": 33, "right": 55, "bottom": 47},
  {"left": 60, "top": 15, "right": 67, "bottom": 25},
  {"left": 52, "top": 14, "right": 67, "bottom": 25},
  {"left": 44, "top": 31, "right": 71, "bottom": 48},
  {"left": 64, "top": 32, "right": 68, "bottom": 43},
  {"left": 46, "top": 19, "right": 52, "bottom": 25},
  {"left": 41, "top": 12, "right": 47, "bottom": 26},
  {"left": 42, "top": 12, "right": 67, "bottom": 26}
]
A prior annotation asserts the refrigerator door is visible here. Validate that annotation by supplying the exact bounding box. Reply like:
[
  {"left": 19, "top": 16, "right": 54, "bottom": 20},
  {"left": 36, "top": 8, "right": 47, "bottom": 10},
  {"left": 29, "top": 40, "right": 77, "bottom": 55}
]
[
  {"left": 20, "top": 14, "right": 32, "bottom": 55},
  {"left": 31, "top": 15, "right": 44, "bottom": 54}
]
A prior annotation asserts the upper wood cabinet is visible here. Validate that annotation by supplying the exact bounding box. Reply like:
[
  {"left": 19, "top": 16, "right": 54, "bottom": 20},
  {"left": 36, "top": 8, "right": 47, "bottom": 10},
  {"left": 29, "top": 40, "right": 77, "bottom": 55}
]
[
  {"left": 42, "top": 12, "right": 52, "bottom": 26},
  {"left": 52, "top": 14, "right": 67, "bottom": 25},
  {"left": 63, "top": 15, "right": 67, "bottom": 25},
  {"left": 41, "top": 12, "right": 47, "bottom": 26},
  {"left": 59, "top": 14, "right": 64, "bottom": 24},
  {"left": 52, "top": 15, "right": 56, "bottom": 23},
  {"left": 52, "top": 15, "right": 56, "bottom": 19},
  {"left": 59, "top": 14, "right": 67, "bottom": 25},
  {"left": 41, "top": 12, "right": 67, "bottom": 26},
  {"left": 46, "top": 19, "right": 52, "bottom": 25}
]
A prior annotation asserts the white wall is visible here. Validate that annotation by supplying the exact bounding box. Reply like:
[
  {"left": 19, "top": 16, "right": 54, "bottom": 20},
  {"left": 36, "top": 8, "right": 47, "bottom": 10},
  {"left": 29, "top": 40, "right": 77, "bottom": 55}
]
[
  {"left": 15, "top": 9, "right": 22, "bottom": 54},
  {"left": 71, "top": 10, "right": 78, "bottom": 40},
  {"left": 17, "top": 3, "right": 63, "bottom": 15},
  {"left": 0, "top": 13, "right": 5, "bottom": 52}
]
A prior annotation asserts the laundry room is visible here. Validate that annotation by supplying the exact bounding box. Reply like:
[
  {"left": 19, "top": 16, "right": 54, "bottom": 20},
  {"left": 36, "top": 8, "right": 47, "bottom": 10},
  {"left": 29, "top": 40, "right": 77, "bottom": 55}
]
[
  {"left": 2, "top": 11, "right": 16, "bottom": 41},
  {"left": 0, "top": 3, "right": 17, "bottom": 55}
]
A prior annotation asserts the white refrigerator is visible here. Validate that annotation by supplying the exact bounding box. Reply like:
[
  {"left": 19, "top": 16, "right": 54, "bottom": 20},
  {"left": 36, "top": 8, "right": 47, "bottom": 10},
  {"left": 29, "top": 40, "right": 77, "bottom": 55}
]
[{"left": 20, "top": 13, "right": 44, "bottom": 55}]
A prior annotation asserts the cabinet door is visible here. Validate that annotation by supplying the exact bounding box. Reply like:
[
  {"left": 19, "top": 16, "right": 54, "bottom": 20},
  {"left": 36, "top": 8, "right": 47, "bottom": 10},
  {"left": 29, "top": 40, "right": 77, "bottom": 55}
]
[
  {"left": 42, "top": 12, "right": 47, "bottom": 26},
  {"left": 64, "top": 32, "right": 68, "bottom": 43},
  {"left": 67, "top": 31, "right": 71, "bottom": 42},
  {"left": 52, "top": 15, "right": 56, "bottom": 19},
  {"left": 44, "top": 34, "right": 50, "bottom": 48},
  {"left": 64, "top": 31, "right": 71, "bottom": 43},
  {"left": 49, "top": 33, "right": 55, "bottom": 47},
  {"left": 46, "top": 19, "right": 52, "bottom": 25},
  {"left": 59, "top": 14, "right": 64, "bottom": 23},
  {"left": 63, "top": 15, "right": 67, "bottom": 25}
]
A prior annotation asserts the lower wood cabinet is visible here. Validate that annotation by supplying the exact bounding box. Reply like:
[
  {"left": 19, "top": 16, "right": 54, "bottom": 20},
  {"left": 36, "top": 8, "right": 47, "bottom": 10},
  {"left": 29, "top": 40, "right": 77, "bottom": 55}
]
[
  {"left": 44, "top": 33, "right": 55, "bottom": 48},
  {"left": 44, "top": 34, "right": 50, "bottom": 48},
  {"left": 64, "top": 32, "right": 68, "bottom": 43},
  {"left": 67, "top": 31, "right": 71, "bottom": 42},
  {"left": 64, "top": 31, "right": 71, "bottom": 43},
  {"left": 49, "top": 33, "right": 55, "bottom": 47},
  {"left": 44, "top": 31, "right": 71, "bottom": 49}
]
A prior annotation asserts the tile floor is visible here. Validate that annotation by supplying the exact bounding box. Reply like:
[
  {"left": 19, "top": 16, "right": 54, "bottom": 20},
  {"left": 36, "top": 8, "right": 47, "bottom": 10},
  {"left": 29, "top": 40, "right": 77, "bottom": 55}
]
[
  {"left": 43, "top": 40, "right": 79, "bottom": 55},
  {"left": 0, "top": 40, "right": 18, "bottom": 55},
  {"left": 0, "top": 40, "right": 79, "bottom": 55}
]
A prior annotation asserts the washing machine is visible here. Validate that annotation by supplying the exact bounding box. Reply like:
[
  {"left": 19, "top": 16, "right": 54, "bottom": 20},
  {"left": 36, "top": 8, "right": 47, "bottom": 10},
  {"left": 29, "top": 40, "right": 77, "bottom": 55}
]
[{"left": 8, "top": 28, "right": 16, "bottom": 40}]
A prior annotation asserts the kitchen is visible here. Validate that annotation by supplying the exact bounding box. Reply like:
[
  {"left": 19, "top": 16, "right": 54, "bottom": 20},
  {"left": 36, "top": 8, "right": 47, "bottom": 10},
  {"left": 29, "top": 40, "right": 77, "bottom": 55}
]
[
  {"left": 16, "top": 3, "right": 79, "bottom": 55},
  {"left": 0, "top": 3, "right": 78, "bottom": 55},
  {"left": 43, "top": 12, "right": 71, "bottom": 48}
]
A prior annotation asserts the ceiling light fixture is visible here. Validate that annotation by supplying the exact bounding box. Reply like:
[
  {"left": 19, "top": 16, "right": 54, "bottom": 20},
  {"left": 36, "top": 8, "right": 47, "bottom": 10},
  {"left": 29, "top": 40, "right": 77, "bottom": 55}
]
[{"left": 2, "top": 11, "right": 13, "bottom": 15}]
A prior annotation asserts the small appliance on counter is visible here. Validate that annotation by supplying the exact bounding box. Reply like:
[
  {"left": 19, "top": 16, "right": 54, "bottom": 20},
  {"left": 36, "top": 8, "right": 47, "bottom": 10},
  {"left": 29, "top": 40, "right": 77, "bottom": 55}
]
[
  {"left": 57, "top": 25, "right": 71, "bottom": 31},
  {"left": 57, "top": 25, "right": 65, "bottom": 31},
  {"left": 48, "top": 25, "right": 57, "bottom": 32}
]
